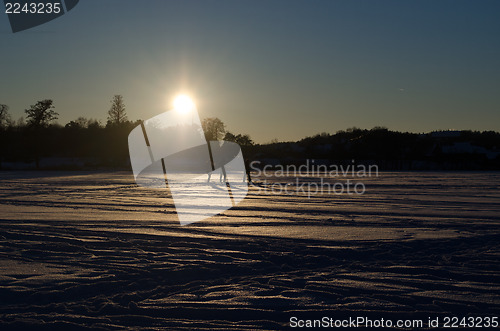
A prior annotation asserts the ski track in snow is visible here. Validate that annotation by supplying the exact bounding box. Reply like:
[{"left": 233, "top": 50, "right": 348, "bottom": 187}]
[{"left": 0, "top": 171, "right": 499, "bottom": 329}]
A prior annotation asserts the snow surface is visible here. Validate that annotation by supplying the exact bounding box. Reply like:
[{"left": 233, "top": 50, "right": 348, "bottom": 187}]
[{"left": 0, "top": 171, "right": 499, "bottom": 329}]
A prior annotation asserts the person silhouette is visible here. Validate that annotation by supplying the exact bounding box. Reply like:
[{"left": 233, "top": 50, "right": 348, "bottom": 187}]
[{"left": 244, "top": 158, "right": 252, "bottom": 183}]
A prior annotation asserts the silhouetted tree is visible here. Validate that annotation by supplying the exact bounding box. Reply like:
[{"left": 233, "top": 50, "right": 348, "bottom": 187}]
[
  {"left": 237, "top": 134, "right": 254, "bottom": 146},
  {"left": 105, "top": 96, "right": 136, "bottom": 166},
  {"left": 66, "top": 117, "right": 101, "bottom": 130},
  {"left": 202, "top": 117, "right": 225, "bottom": 141},
  {"left": 224, "top": 132, "right": 236, "bottom": 142},
  {"left": 0, "top": 104, "right": 11, "bottom": 169},
  {"left": 25, "top": 99, "right": 58, "bottom": 128},
  {"left": 224, "top": 131, "right": 254, "bottom": 146},
  {"left": 15, "top": 117, "right": 25, "bottom": 128},
  {"left": 0, "top": 104, "right": 11, "bottom": 129},
  {"left": 24, "top": 99, "right": 59, "bottom": 168},
  {"left": 107, "top": 95, "right": 127, "bottom": 127}
]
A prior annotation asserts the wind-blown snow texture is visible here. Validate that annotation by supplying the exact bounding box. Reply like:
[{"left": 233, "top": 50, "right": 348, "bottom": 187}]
[{"left": 0, "top": 171, "right": 499, "bottom": 329}]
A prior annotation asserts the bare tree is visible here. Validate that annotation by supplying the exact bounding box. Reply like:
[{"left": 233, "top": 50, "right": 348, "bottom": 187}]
[
  {"left": 202, "top": 117, "right": 225, "bottom": 141},
  {"left": 0, "top": 104, "right": 11, "bottom": 129},
  {"left": 107, "top": 95, "right": 127, "bottom": 127},
  {"left": 25, "top": 99, "right": 58, "bottom": 128},
  {"left": 0, "top": 104, "right": 10, "bottom": 169}
]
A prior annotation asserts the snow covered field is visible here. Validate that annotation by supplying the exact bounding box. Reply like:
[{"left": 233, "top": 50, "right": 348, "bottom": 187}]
[{"left": 0, "top": 171, "right": 499, "bottom": 329}]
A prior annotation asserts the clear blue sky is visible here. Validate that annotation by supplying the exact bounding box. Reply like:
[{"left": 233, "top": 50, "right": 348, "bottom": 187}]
[{"left": 1, "top": 0, "right": 499, "bottom": 143}]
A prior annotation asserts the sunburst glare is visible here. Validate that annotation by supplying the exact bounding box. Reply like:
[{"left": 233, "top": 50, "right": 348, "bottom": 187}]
[{"left": 173, "top": 95, "right": 196, "bottom": 114}]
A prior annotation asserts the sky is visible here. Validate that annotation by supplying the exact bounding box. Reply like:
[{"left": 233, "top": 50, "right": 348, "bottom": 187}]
[{"left": 1, "top": 0, "right": 499, "bottom": 143}]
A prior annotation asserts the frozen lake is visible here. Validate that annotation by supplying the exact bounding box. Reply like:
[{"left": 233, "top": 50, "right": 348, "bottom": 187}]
[{"left": 0, "top": 171, "right": 499, "bottom": 329}]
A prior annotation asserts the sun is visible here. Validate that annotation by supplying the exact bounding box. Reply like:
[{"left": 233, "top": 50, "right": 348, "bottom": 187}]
[{"left": 173, "top": 95, "right": 196, "bottom": 114}]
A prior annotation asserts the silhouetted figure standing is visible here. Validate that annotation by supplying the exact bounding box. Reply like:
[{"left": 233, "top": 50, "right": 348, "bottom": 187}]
[{"left": 244, "top": 158, "right": 252, "bottom": 183}]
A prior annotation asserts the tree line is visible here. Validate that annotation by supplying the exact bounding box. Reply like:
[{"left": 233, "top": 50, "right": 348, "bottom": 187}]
[
  {"left": 0, "top": 96, "right": 254, "bottom": 170},
  {"left": 254, "top": 127, "right": 500, "bottom": 170},
  {"left": 1, "top": 97, "right": 499, "bottom": 171}
]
